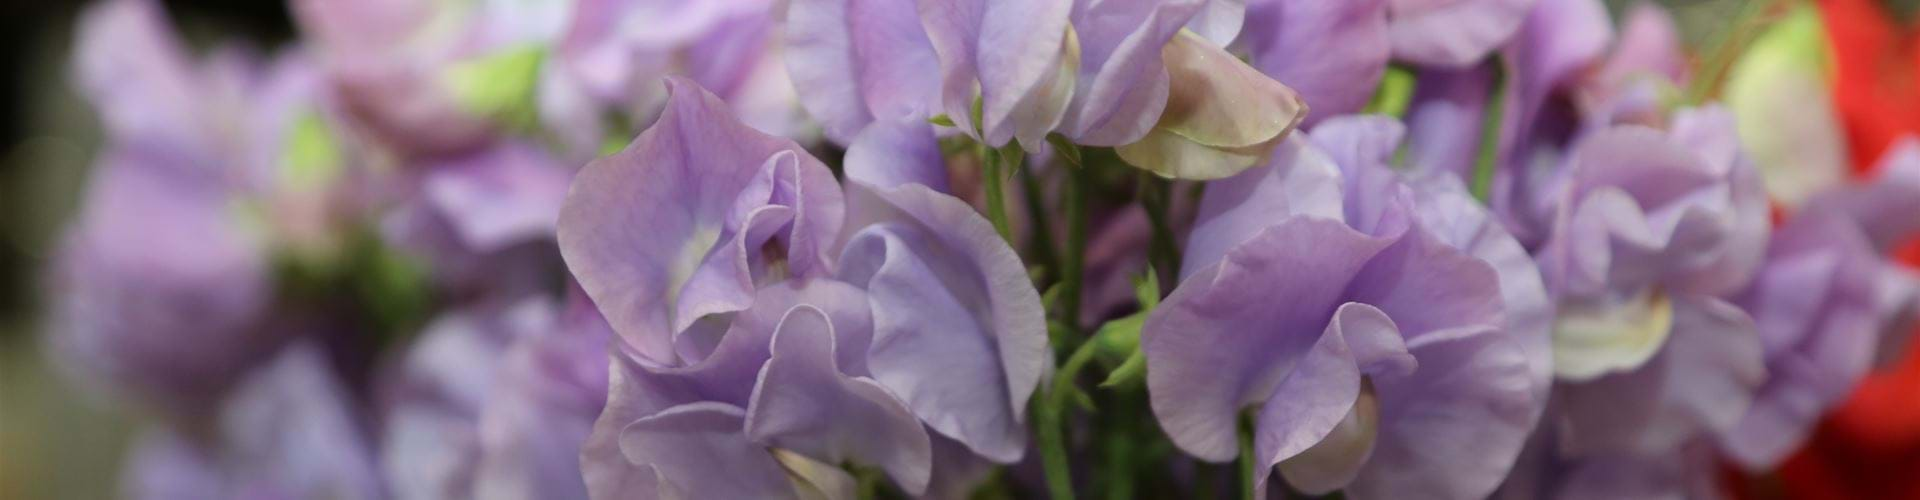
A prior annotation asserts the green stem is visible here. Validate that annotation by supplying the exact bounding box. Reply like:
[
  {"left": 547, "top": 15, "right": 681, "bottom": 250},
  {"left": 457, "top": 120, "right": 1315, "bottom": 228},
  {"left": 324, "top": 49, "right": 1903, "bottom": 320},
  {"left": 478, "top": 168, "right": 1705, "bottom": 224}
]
[
  {"left": 1019, "top": 163, "right": 1060, "bottom": 284},
  {"left": 1035, "top": 394, "right": 1077, "bottom": 500},
  {"left": 1137, "top": 173, "right": 1182, "bottom": 287},
  {"left": 1470, "top": 60, "right": 1509, "bottom": 203},
  {"left": 1060, "top": 149, "right": 1091, "bottom": 334},
  {"left": 982, "top": 145, "right": 1015, "bottom": 244},
  {"left": 1238, "top": 412, "right": 1257, "bottom": 500}
]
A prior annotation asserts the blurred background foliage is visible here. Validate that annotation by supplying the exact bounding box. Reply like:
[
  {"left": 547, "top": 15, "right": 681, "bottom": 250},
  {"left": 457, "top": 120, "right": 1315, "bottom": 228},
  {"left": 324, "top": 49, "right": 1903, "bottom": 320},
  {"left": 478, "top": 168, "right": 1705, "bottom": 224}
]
[{"left": 0, "top": 0, "right": 1900, "bottom": 498}]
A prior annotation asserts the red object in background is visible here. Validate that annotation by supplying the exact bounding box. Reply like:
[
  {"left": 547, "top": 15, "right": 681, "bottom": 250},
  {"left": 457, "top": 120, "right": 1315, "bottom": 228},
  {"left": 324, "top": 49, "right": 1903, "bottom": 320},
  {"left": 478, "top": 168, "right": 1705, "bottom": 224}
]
[
  {"left": 1825, "top": 0, "right": 1920, "bottom": 172},
  {"left": 1769, "top": 1, "right": 1920, "bottom": 499}
]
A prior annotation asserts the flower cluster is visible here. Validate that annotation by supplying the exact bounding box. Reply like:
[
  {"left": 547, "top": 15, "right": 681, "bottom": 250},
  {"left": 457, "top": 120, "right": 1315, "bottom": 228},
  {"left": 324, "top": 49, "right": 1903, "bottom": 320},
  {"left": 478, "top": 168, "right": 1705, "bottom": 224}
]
[{"left": 43, "top": 0, "right": 1920, "bottom": 499}]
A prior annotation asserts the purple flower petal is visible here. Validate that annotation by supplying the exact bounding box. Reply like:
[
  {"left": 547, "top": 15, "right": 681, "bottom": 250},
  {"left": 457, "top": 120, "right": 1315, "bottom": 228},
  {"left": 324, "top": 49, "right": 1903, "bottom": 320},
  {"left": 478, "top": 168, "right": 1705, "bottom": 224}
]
[{"left": 745, "top": 305, "right": 934, "bottom": 495}]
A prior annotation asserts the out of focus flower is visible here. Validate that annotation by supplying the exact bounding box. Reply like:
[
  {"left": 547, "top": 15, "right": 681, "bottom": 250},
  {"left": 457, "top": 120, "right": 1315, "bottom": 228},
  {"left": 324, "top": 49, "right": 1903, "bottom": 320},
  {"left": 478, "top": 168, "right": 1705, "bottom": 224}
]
[
  {"left": 1144, "top": 115, "right": 1548, "bottom": 499},
  {"left": 558, "top": 78, "right": 1048, "bottom": 498},
  {"left": 52, "top": 0, "right": 358, "bottom": 418},
  {"left": 1719, "top": 163, "right": 1920, "bottom": 469},
  {"left": 292, "top": 0, "right": 565, "bottom": 156},
  {"left": 379, "top": 142, "right": 571, "bottom": 300},
  {"left": 1534, "top": 107, "right": 1769, "bottom": 459},
  {"left": 119, "top": 343, "right": 386, "bottom": 500},
  {"left": 547, "top": 0, "right": 808, "bottom": 153},
  {"left": 381, "top": 295, "right": 611, "bottom": 500}
]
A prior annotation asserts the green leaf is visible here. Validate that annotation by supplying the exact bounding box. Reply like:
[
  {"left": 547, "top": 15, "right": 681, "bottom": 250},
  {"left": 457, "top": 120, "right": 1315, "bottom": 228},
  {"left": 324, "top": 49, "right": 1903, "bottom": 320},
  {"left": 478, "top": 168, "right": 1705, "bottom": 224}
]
[
  {"left": 1132, "top": 266, "right": 1161, "bottom": 309},
  {"left": 928, "top": 114, "right": 957, "bottom": 127},
  {"left": 1047, "top": 133, "right": 1082, "bottom": 167},
  {"left": 1100, "top": 350, "right": 1146, "bottom": 390}
]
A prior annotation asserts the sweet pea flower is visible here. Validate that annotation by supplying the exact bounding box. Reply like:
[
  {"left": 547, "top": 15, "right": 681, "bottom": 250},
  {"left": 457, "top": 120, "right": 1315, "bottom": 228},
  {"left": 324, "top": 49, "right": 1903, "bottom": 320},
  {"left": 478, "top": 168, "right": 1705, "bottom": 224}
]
[
  {"left": 558, "top": 78, "right": 1047, "bottom": 498},
  {"left": 1533, "top": 107, "right": 1770, "bottom": 461},
  {"left": 380, "top": 295, "right": 612, "bottom": 500},
  {"left": 795, "top": 0, "right": 1307, "bottom": 179},
  {"left": 120, "top": 343, "right": 387, "bottom": 500},
  {"left": 1145, "top": 115, "right": 1548, "bottom": 499},
  {"left": 51, "top": 0, "right": 349, "bottom": 418},
  {"left": 1718, "top": 138, "right": 1920, "bottom": 470},
  {"left": 1534, "top": 106, "right": 1769, "bottom": 380}
]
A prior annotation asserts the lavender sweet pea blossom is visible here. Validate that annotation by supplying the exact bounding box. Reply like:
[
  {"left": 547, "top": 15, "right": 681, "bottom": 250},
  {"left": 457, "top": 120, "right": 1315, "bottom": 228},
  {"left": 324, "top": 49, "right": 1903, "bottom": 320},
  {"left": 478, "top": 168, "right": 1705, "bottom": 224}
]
[
  {"left": 1718, "top": 138, "right": 1920, "bottom": 470},
  {"left": 1145, "top": 115, "right": 1548, "bottom": 499},
  {"left": 893, "top": 0, "right": 1306, "bottom": 179},
  {"left": 51, "top": 0, "right": 338, "bottom": 418},
  {"left": 381, "top": 296, "right": 612, "bottom": 500},
  {"left": 120, "top": 343, "right": 386, "bottom": 500},
  {"left": 559, "top": 78, "right": 1047, "bottom": 498},
  {"left": 1533, "top": 107, "right": 1770, "bottom": 462}
]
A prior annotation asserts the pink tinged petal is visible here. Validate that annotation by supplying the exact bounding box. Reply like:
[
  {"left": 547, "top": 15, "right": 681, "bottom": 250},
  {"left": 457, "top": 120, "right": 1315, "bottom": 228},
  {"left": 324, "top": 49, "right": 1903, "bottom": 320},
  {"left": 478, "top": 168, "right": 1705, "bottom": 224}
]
[
  {"left": 1556, "top": 297, "right": 1764, "bottom": 456},
  {"left": 1182, "top": 136, "right": 1345, "bottom": 278},
  {"left": 786, "top": 0, "right": 941, "bottom": 144},
  {"left": 616, "top": 402, "right": 799, "bottom": 500},
  {"left": 1254, "top": 303, "right": 1414, "bottom": 497},
  {"left": 557, "top": 78, "right": 843, "bottom": 365},
  {"left": 845, "top": 120, "right": 952, "bottom": 193},
  {"left": 745, "top": 306, "right": 935, "bottom": 496},
  {"left": 1351, "top": 328, "right": 1536, "bottom": 500},
  {"left": 1145, "top": 217, "right": 1395, "bottom": 461},
  {"left": 1241, "top": 0, "right": 1391, "bottom": 126},
  {"left": 836, "top": 182, "right": 1050, "bottom": 463},
  {"left": 1114, "top": 30, "right": 1307, "bottom": 180},
  {"left": 1387, "top": 0, "right": 1536, "bottom": 68}
]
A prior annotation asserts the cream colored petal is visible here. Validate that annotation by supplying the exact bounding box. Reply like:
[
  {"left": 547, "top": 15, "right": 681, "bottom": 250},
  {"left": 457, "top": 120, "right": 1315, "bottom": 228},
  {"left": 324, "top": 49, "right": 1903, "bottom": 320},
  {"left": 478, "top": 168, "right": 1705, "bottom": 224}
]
[
  {"left": 1552, "top": 289, "right": 1675, "bottom": 381},
  {"left": 1115, "top": 29, "right": 1305, "bottom": 179},
  {"left": 1277, "top": 387, "right": 1379, "bottom": 495},
  {"left": 1115, "top": 127, "right": 1281, "bottom": 180}
]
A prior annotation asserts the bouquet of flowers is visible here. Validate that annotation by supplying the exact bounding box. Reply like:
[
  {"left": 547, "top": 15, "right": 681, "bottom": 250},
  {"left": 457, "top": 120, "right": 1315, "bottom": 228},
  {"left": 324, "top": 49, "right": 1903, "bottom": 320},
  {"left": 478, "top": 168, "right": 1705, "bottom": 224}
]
[{"left": 43, "top": 0, "right": 1920, "bottom": 498}]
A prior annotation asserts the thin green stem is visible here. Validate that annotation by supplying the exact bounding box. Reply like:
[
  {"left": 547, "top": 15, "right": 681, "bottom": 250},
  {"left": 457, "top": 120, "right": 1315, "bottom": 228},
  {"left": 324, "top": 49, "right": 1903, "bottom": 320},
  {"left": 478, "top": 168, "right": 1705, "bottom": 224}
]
[
  {"left": 1237, "top": 412, "right": 1257, "bottom": 500},
  {"left": 1035, "top": 394, "right": 1076, "bottom": 500},
  {"left": 1060, "top": 148, "right": 1091, "bottom": 335},
  {"left": 982, "top": 145, "right": 1015, "bottom": 244},
  {"left": 1019, "top": 163, "right": 1060, "bottom": 284},
  {"left": 1470, "top": 60, "right": 1509, "bottom": 203},
  {"left": 1136, "top": 173, "right": 1182, "bottom": 288}
]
